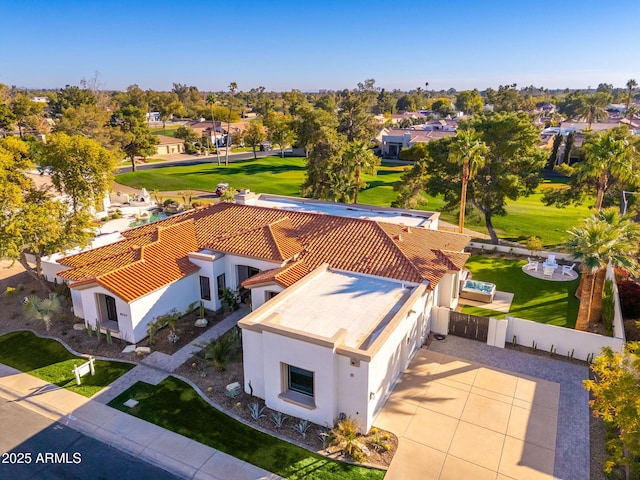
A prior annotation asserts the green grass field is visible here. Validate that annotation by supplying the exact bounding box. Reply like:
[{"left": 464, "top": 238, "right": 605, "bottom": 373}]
[
  {"left": 109, "top": 376, "right": 385, "bottom": 480},
  {"left": 151, "top": 126, "right": 180, "bottom": 137},
  {"left": 115, "top": 157, "right": 592, "bottom": 247},
  {"left": 460, "top": 256, "right": 580, "bottom": 327},
  {"left": 0, "top": 331, "right": 135, "bottom": 397}
]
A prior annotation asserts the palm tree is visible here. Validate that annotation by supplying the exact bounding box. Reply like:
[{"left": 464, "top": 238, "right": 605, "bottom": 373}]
[
  {"left": 342, "top": 140, "right": 380, "bottom": 204},
  {"left": 225, "top": 82, "right": 238, "bottom": 166},
  {"left": 448, "top": 129, "right": 488, "bottom": 233},
  {"left": 577, "top": 93, "right": 609, "bottom": 129},
  {"left": 625, "top": 79, "right": 637, "bottom": 122},
  {"left": 206, "top": 93, "right": 221, "bottom": 166},
  {"left": 24, "top": 293, "right": 63, "bottom": 331},
  {"left": 579, "top": 130, "right": 637, "bottom": 210},
  {"left": 567, "top": 209, "right": 640, "bottom": 331}
]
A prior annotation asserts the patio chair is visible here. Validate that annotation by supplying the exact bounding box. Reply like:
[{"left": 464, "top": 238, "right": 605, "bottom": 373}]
[
  {"left": 562, "top": 263, "right": 576, "bottom": 276},
  {"left": 543, "top": 266, "right": 555, "bottom": 279},
  {"left": 543, "top": 254, "right": 557, "bottom": 268},
  {"left": 525, "top": 257, "right": 538, "bottom": 271}
]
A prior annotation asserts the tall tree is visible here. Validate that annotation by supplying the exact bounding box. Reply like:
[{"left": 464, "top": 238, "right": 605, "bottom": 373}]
[
  {"left": 10, "top": 95, "right": 44, "bottom": 137},
  {"left": 411, "top": 113, "right": 545, "bottom": 243},
  {"left": 625, "top": 79, "right": 637, "bottom": 122},
  {"left": 543, "top": 127, "right": 639, "bottom": 209},
  {"left": 431, "top": 98, "right": 456, "bottom": 117},
  {"left": 41, "top": 133, "right": 117, "bottom": 212},
  {"left": 55, "top": 103, "right": 113, "bottom": 148},
  {"left": 567, "top": 209, "right": 640, "bottom": 331},
  {"left": 486, "top": 84, "right": 534, "bottom": 112},
  {"left": 455, "top": 90, "right": 484, "bottom": 115},
  {"left": 114, "top": 105, "right": 158, "bottom": 172},
  {"left": 49, "top": 85, "right": 96, "bottom": 116},
  {"left": 265, "top": 113, "right": 296, "bottom": 158},
  {"left": 303, "top": 132, "right": 346, "bottom": 200},
  {"left": 206, "top": 93, "right": 221, "bottom": 165},
  {"left": 0, "top": 101, "right": 16, "bottom": 137},
  {"left": 225, "top": 82, "right": 237, "bottom": 166},
  {"left": 584, "top": 342, "right": 640, "bottom": 480},
  {"left": 341, "top": 140, "right": 380, "bottom": 204},
  {"left": 448, "top": 129, "right": 489, "bottom": 233},
  {"left": 292, "top": 104, "right": 338, "bottom": 157},
  {"left": 577, "top": 92, "right": 611, "bottom": 129},
  {"left": 148, "top": 91, "right": 182, "bottom": 128},
  {"left": 243, "top": 122, "right": 266, "bottom": 159},
  {"left": 338, "top": 80, "right": 378, "bottom": 143}
]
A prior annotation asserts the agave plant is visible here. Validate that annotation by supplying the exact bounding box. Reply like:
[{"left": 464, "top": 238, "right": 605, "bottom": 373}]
[{"left": 23, "top": 293, "right": 62, "bottom": 331}]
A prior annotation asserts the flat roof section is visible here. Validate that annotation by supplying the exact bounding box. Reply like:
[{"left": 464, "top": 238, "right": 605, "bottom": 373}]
[
  {"left": 254, "top": 195, "right": 436, "bottom": 228},
  {"left": 268, "top": 270, "right": 411, "bottom": 350}
]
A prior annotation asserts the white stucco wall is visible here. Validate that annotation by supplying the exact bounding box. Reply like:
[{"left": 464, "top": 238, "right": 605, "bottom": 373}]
[
  {"left": 242, "top": 329, "right": 265, "bottom": 397},
  {"left": 222, "top": 254, "right": 281, "bottom": 290},
  {"left": 128, "top": 274, "right": 200, "bottom": 343},
  {"left": 260, "top": 330, "right": 339, "bottom": 428},
  {"left": 250, "top": 284, "right": 284, "bottom": 310},
  {"left": 436, "top": 272, "right": 459, "bottom": 309},
  {"left": 188, "top": 252, "right": 226, "bottom": 311},
  {"left": 366, "top": 290, "right": 431, "bottom": 430},
  {"left": 78, "top": 285, "right": 132, "bottom": 338}
]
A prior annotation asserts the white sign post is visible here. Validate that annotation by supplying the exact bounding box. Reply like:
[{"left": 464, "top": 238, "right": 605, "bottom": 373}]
[{"left": 72, "top": 357, "right": 96, "bottom": 385}]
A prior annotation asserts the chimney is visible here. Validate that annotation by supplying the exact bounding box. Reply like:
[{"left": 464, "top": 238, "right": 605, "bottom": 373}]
[{"left": 234, "top": 189, "right": 259, "bottom": 206}]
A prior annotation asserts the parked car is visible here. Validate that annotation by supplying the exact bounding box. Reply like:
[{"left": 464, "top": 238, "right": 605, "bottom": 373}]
[
  {"left": 215, "top": 183, "right": 229, "bottom": 196},
  {"left": 259, "top": 142, "right": 273, "bottom": 151}
]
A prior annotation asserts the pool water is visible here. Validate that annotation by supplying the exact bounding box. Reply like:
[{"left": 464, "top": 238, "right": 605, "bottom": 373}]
[
  {"left": 129, "top": 212, "right": 170, "bottom": 227},
  {"left": 463, "top": 280, "right": 495, "bottom": 293}
]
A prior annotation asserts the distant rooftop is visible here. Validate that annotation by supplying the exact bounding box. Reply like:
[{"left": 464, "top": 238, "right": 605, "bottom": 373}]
[{"left": 253, "top": 194, "right": 438, "bottom": 228}]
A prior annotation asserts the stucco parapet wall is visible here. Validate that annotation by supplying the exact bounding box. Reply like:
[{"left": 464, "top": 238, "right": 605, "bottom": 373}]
[
  {"left": 239, "top": 275, "right": 429, "bottom": 363},
  {"left": 187, "top": 251, "right": 225, "bottom": 261},
  {"left": 336, "top": 282, "right": 428, "bottom": 362}
]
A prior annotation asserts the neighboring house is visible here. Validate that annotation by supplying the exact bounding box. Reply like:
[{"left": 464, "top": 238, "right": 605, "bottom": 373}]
[
  {"left": 46, "top": 193, "right": 469, "bottom": 431},
  {"left": 379, "top": 128, "right": 456, "bottom": 158},
  {"left": 184, "top": 120, "right": 251, "bottom": 146},
  {"left": 155, "top": 135, "right": 185, "bottom": 155}
]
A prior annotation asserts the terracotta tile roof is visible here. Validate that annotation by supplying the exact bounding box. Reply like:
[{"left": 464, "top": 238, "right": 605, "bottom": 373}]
[
  {"left": 59, "top": 249, "right": 142, "bottom": 282},
  {"left": 67, "top": 221, "right": 199, "bottom": 302},
  {"left": 156, "top": 135, "right": 184, "bottom": 145},
  {"left": 64, "top": 203, "right": 471, "bottom": 302},
  {"left": 58, "top": 231, "right": 157, "bottom": 267},
  {"left": 205, "top": 217, "right": 303, "bottom": 262},
  {"left": 241, "top": 260, "right": 310, "bottom": 288}
]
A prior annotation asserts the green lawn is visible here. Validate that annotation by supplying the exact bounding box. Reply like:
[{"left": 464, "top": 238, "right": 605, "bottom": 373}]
[
  {"left": 151, "top": 126, "right": 180, "bottom": 137},
  {"left": 460, "top": 255, "right": 580, "bottom": 328},
  {"left": 0, "top": 331, "right": 135, "bottom": 397},
  {"left": 108, "top": 376, "right": 385, "bottom": 480},
  {"left": 115, "top": 158, "right": 591, "bottom": 247}
]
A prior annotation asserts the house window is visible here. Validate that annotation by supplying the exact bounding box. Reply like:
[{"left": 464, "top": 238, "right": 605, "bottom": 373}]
[
  {"left": 105, "top": 295, "right": 117, "bottom": 321},
  {"left": 288, "top": 365, "right": 314, "bottom": 397},
  {"left": 265, "top": 291, "right": 279, "bottom": 302},
  {"left": 216, "top": 274, "right": 226, "bottom": 298},
  {"left": 200, "top": 276, "right": 211, "bottom": 301}
]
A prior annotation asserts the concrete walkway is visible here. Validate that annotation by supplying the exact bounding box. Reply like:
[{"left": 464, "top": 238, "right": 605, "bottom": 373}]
[{"left": 0, "top": 305, "right": 282, "bottom": 480}]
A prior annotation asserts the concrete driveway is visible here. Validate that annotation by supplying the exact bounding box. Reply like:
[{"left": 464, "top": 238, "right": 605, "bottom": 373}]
[{"left": 374, "top": 348, "right": 560, "bottom": 480}]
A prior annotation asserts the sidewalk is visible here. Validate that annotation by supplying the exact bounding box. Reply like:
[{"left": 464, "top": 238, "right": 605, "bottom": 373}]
[{"left": 0, "top": 305, "right": 282, "bottom": 480}]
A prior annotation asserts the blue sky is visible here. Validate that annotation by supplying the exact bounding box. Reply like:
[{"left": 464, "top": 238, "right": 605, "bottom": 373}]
[{"left": 1, "top": 0, "right": 639, "bottom": 92}]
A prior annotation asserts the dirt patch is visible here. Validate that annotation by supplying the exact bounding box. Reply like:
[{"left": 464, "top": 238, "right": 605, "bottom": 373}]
[{"left": 174, "top": 332, "right": 397, "bottom": 469}]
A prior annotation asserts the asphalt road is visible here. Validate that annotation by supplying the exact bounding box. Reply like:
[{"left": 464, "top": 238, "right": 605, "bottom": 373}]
[
  {"left": 118, "top": 149, "right": 292, "bottom": 173},
  {"left": 0, "top": 398, "right": 182, "bottom": 480}
]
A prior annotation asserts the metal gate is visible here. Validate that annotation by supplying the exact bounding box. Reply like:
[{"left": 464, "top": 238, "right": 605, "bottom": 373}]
[{"left": 448, "top": 312, "right": 490, "bottom": 342}]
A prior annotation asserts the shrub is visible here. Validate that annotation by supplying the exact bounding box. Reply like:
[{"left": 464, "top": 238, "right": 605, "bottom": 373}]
[
  {"left": 23, "top": 293, "right": 63, "bottom": 330},
  {"left": 618, "top": 280, "right": 640, "bottom": 319},
  {"left": 4, "top": 286, "right": 17, "bottom": 297},
  {"left": 248, "top": 402, "right": 266, "bottom": 421},
  {"left": 329, "top": 417, "right": 368, "bottom": 463},
  {"left": 293, "top": 419, "right": 310, "bottom": 439},
  {"left": 271, "top": 411, "right": 288, "bottom": 429},
  {"left": 204, "top": 328, "right": 240, "bottom": 371}
]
